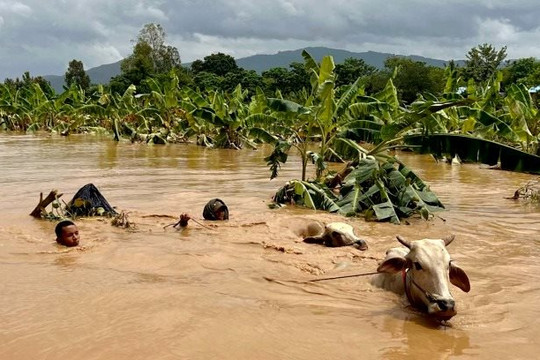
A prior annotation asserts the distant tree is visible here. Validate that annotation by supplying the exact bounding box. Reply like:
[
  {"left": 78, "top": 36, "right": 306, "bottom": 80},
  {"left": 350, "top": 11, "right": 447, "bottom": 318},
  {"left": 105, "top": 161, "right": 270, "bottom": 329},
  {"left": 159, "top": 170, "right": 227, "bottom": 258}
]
[
  {"left": 362, "top": 71, "right": 390, "bottom": 95},
  {"left": 262, "top": 62, "right": 309, "bottom": 95},
  {"left": 222, "top": 69, "right": 263, "bottom": 95},
  {"left": 262, "top": 67, "right": 295, "bottom": 94},
  {"left": 110, "top": 41, "right": 154, "bottom": 94},
  {"left": 191, "top": 53, "right": 239, "bottom": 76},
  {"left": 65, "top": 59, "right": 90, "bottom": 91},
  {"left": 288, "top": 62, "right": 310, "bottom": 90},
  {"left": 502, "top": 57, "right": 540, "bottom": 87},
  {"left": 192, "top": 71, "right": 222, "bottom": 91},
  {"left": 113, "top": 23, "right": 181, "bottom": 94},
  {"left": 190, "top": 60, "right": 205, "bottom": 74},
  {"left": 108, "top": 75, "right": 135, "bottom": 95},
  {"left": 428, "top": 67, "right": 446, "bottom": 94},
  {"left": 525, "top": 66, "right": 540, "bottom": 88},
  {"left": 120, "top": 41, "right": 154, "bottom": 76},
  {"left": 335, "top": 57, "right": 377, "bottom": 87},
  {"left": 384, "top": 57, "right": 442, "bottom": 104},
  {"left": 463, "top": 43, "right": 507, "bottom": 83},
  {"left": 131, "top": 23, "right": 181, "bottom": 73}
]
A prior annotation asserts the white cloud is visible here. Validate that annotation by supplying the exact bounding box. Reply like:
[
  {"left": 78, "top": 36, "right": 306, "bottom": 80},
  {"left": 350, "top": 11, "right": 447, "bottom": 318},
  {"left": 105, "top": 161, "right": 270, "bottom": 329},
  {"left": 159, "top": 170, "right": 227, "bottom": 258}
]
[
  {"left": 0, "top": 1, "right": 32, "bottom": 16},
  {"left": 477, "top": 17, "right": 518, "bottom": 42}
]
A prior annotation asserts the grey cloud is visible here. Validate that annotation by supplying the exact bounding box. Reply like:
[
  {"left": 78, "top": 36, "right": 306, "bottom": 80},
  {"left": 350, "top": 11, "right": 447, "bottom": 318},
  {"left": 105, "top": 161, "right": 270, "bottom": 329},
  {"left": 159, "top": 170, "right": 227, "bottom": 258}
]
[{"left": 1, "top": 0, "right": 540, "bottom": 79}]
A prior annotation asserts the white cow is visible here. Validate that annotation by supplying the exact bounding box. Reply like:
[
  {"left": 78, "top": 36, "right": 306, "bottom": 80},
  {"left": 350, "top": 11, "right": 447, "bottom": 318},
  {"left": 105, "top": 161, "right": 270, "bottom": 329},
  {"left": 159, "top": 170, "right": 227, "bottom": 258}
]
[
  {"left": 371, "top": 235, "right": 470, "bottom": 320},
  {"left": 303, "top": 222, "right": 368, "bottom": 250}
]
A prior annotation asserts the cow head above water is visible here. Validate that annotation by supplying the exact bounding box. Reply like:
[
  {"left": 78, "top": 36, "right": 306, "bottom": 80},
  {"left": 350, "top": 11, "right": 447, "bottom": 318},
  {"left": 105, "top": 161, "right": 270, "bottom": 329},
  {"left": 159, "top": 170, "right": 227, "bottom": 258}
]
[{"left": 376, "top": 235, "right": 470, "bottom": 321}]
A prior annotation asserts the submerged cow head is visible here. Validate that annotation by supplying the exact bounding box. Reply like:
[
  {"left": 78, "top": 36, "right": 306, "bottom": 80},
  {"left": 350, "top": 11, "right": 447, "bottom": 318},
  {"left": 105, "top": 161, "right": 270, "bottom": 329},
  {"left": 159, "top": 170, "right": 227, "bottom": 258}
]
[
  {"left": 303, "top": 222, "right": 368, "bottom": 250},
  {"left": 377, "top": 235, "right": 470, "bottom": 320}
]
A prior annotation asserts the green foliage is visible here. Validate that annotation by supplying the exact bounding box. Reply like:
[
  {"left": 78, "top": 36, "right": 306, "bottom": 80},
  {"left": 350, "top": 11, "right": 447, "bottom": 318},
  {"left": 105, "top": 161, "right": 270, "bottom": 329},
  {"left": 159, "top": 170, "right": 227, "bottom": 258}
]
[
  {"left": 272, "top": 156, "right": 444, "bottom": 223},
  {"left": 3, "top": 71, "right": 55, "bottom": 98},
  {"left": 222, "top": 69, "right": 263, "bottom": 96},
  {"left": 262, "top": 62, "right": 310, "bottom": 96},
  {"left": 192, "top": 71, "right": 222, "bottom": 91},
  {"left": 191, "top": 52, "right": 239, "bottom": 76},
  {"left": 463, "top": 43, "right": 507, "bottom": 83},
  {"left": 134, "top": 23, "right": 181, "bottom": 73},
  {"left": 502, "top": 57, "right": 538, "bottom": 87},
  {"left": 114, "top": 23, "right": 181, "bottom": 94},
  {"left": 265, "top": 140, "right": 291, "bottom": 179},
  {"left": 335, "top": 57, "right": 377, "bottom": 87},
  {"left": 65, "top": 59, "right": 91, "bottom": 92},
  {"left": 384, "top": 57, "right": 443, "bottom": 104}
]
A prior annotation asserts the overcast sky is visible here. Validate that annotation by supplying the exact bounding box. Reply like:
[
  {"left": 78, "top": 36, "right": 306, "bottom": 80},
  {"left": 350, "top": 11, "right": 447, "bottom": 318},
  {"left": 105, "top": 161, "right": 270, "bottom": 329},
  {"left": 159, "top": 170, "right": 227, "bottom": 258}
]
[{"left": 1, "top": 0, "right": 539, "bottom": 79}]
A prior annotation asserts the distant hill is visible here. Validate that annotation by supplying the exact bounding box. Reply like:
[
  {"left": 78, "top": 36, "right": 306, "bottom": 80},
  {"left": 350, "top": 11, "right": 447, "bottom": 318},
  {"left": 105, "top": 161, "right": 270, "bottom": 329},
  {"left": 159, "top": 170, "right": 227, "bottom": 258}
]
[
  {"left": 44, "top": 60, "right": 122, "bottom": 93},
  {"left": 44, "top": 47, "right": 464, "bottom": 93},
  {"left": 235, "top": 46, "right": 462, "bottom": 73}
]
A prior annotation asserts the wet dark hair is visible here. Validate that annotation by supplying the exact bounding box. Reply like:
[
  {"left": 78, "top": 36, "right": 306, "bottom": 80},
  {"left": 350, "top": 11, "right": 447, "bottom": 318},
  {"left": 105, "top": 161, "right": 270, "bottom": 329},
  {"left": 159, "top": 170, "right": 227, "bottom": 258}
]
[
  {"left": 55, "top": 220, "right": 76, "bottom": 238},
  {"left": 203, "top": 198, "right": 229, "bottom": 220}
]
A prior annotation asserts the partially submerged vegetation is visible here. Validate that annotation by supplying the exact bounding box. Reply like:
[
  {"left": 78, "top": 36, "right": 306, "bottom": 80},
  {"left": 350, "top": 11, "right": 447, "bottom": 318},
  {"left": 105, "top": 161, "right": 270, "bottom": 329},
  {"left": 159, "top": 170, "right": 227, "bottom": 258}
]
[
  {"left": 4, "top": 25, "right": 540, "bottom": 223},
  {"left": 30, "top": 184, "right": 117, "bottom": 221},
  {"left": 273, "top": 157, "right": 444, "bottom": 224},
  {"left": 510, "top": 177, "right": 540, "bottom": 203}
]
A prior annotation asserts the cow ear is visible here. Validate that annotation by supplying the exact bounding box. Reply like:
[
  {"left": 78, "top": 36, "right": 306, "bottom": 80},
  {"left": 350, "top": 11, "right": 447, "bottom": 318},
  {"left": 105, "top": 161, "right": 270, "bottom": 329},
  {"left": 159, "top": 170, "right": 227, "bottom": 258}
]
[
  {"left": 377, "top": 256, "right": 407, "bottom": 274},
  {"left": 450, "top": 262, "right": 471, "bottom": 292}
]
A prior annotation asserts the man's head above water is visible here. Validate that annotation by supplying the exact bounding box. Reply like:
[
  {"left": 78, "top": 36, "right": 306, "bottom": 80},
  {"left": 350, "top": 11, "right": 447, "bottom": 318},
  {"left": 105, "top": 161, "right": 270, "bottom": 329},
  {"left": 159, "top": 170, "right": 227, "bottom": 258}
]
[
  {"left": 55, "top": 220, "right": 80, "bottom": 247},
  {"left": 203, "top": 199, "right": 229, "bottom": 221}
]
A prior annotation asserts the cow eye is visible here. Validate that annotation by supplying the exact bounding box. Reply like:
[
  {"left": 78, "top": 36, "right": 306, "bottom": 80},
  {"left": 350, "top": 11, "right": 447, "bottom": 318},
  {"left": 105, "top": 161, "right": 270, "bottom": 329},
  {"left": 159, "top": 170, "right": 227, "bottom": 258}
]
[{"left": 414, "top": 262, "right": 423, "bottom": 270}]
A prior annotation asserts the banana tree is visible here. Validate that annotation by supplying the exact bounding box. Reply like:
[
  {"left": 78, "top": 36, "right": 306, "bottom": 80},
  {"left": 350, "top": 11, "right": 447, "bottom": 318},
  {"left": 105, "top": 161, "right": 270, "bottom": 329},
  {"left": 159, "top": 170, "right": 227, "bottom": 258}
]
[
  {"left": 263, "top": 50, "right": 369, "bottom": 181},
  {"left": 140, "top": 73, "right": 192, "bottom": 143},
  {"left": 273, "top": 154, "right": 445, "bottom": 223},
  {"left": 180, "top": 84, "right": 255, "bottom": 149},
  {"left": 0, "top": 84, "right": 34, "bottom": 131}
]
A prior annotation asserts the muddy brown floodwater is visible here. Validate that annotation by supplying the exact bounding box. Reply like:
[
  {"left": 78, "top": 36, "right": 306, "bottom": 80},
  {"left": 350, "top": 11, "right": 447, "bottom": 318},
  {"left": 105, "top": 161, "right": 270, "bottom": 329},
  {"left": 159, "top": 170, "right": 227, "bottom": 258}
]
[{"left": 0, "top": 134, "right": 539, "bottom": 359}]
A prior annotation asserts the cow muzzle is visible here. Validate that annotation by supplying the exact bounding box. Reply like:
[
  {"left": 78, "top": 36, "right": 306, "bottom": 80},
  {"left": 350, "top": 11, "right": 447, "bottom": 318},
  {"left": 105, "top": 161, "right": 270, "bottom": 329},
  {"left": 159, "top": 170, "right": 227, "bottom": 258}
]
[
  {"left": 408, "top": 274, "right": 457, "bottom": 320},
  {"left": 427, "top": 297, "right": 456, "bottom": 320},
  {"left": 352, "top": 238, "right": 368, "bottom": 251}
]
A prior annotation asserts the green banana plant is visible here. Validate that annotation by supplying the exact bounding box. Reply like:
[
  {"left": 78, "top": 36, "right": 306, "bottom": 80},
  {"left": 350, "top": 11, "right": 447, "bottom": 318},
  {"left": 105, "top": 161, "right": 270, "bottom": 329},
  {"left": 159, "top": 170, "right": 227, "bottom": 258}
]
[
  {"left": 263, "top": 50, "right": 370, "bottom": 181},
  {"left": 273, "top": 155, "right": 444, "bottom": 223}
]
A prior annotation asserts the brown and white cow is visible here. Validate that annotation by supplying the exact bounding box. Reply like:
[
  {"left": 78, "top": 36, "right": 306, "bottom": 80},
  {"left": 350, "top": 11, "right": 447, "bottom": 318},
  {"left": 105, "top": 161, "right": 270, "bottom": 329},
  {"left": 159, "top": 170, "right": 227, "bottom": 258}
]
[
  {"left": 303, "top": 222, "right": 368, "bottom": 250},
  {"left": 371, "top": 235, "right": 470, "bottom": 320}
]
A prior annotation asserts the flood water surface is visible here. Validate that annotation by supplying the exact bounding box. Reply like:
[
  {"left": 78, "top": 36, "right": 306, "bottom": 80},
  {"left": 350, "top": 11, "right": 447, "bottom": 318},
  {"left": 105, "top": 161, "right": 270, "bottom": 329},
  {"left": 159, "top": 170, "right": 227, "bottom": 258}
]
[{"left": 1, "top": 134, "right": 539, "bottom": 359}]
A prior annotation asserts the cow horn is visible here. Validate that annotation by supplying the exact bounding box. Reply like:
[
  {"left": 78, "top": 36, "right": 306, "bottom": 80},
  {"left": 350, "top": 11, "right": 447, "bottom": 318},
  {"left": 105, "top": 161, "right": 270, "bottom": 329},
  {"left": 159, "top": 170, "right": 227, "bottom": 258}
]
[
  {"left": 396, "top": 235, "right": 411, "bottom": 248},
  {"left": 443, "top": 234, "right": 455, "bottom": 246}
]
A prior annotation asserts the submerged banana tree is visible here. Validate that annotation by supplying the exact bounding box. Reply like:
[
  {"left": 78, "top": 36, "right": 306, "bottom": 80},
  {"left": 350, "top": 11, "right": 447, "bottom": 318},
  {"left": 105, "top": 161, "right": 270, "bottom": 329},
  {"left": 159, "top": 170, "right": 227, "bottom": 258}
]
[
  {"left": 263, "top": 50, "right": 368, "bottom": 181},
  {"left": 0, "top": 83, "right": 42, "bottom": 131},
  {"left": 138, "top": 73, "right": 191, "bottom": 144},
  {"left": 267, "top": 53, "right": 446, "bottom": 223},
  {"left": 183, "top": 84, "right": 254, "bottom": 149},
  {"left": 395, "top": 71, "right": 540, "bottom": 172},
  {"left": 273, "top": 151, "right": 445, "bottom": 224}
]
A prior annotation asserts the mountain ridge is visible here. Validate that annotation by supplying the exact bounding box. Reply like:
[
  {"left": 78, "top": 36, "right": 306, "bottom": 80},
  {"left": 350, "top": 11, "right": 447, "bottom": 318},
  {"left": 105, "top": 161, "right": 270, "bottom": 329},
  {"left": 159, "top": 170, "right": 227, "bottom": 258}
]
[{"left": 44, "top": 47, "right": 464, "bottom": 93}]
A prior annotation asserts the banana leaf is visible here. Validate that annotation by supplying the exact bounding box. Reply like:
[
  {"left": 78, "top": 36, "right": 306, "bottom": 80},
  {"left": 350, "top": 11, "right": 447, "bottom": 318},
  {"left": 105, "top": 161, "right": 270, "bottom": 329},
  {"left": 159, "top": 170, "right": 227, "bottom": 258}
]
[
  {"left": 248, "top": 127, "right": 278, "bottom": 145},
  {"left": 272, "top": 155, "right": 444, "bottom": 223},
  {"left": 265, "top": 140, "right": 291, "bottom": 180},
  {"left": 372, "top": 200, "right": 400, "bottom": 224},
  {"left": 273, "top": 180, "right": 340, "bottom": 212},
  {"left": 374, "top": 179, "right": 400, "bottom": 224},
  {"left": 267, "top": 98, "right": 310, "bottom": 114},
  {"left": 338, "top": 120, "right": 383, "bottom": 143},
  {"left": 335, "top": 182, "right": 364, "bottom": 216},
  {"left": 405, "top": 134, "right": 540, "bottom": 174}
]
